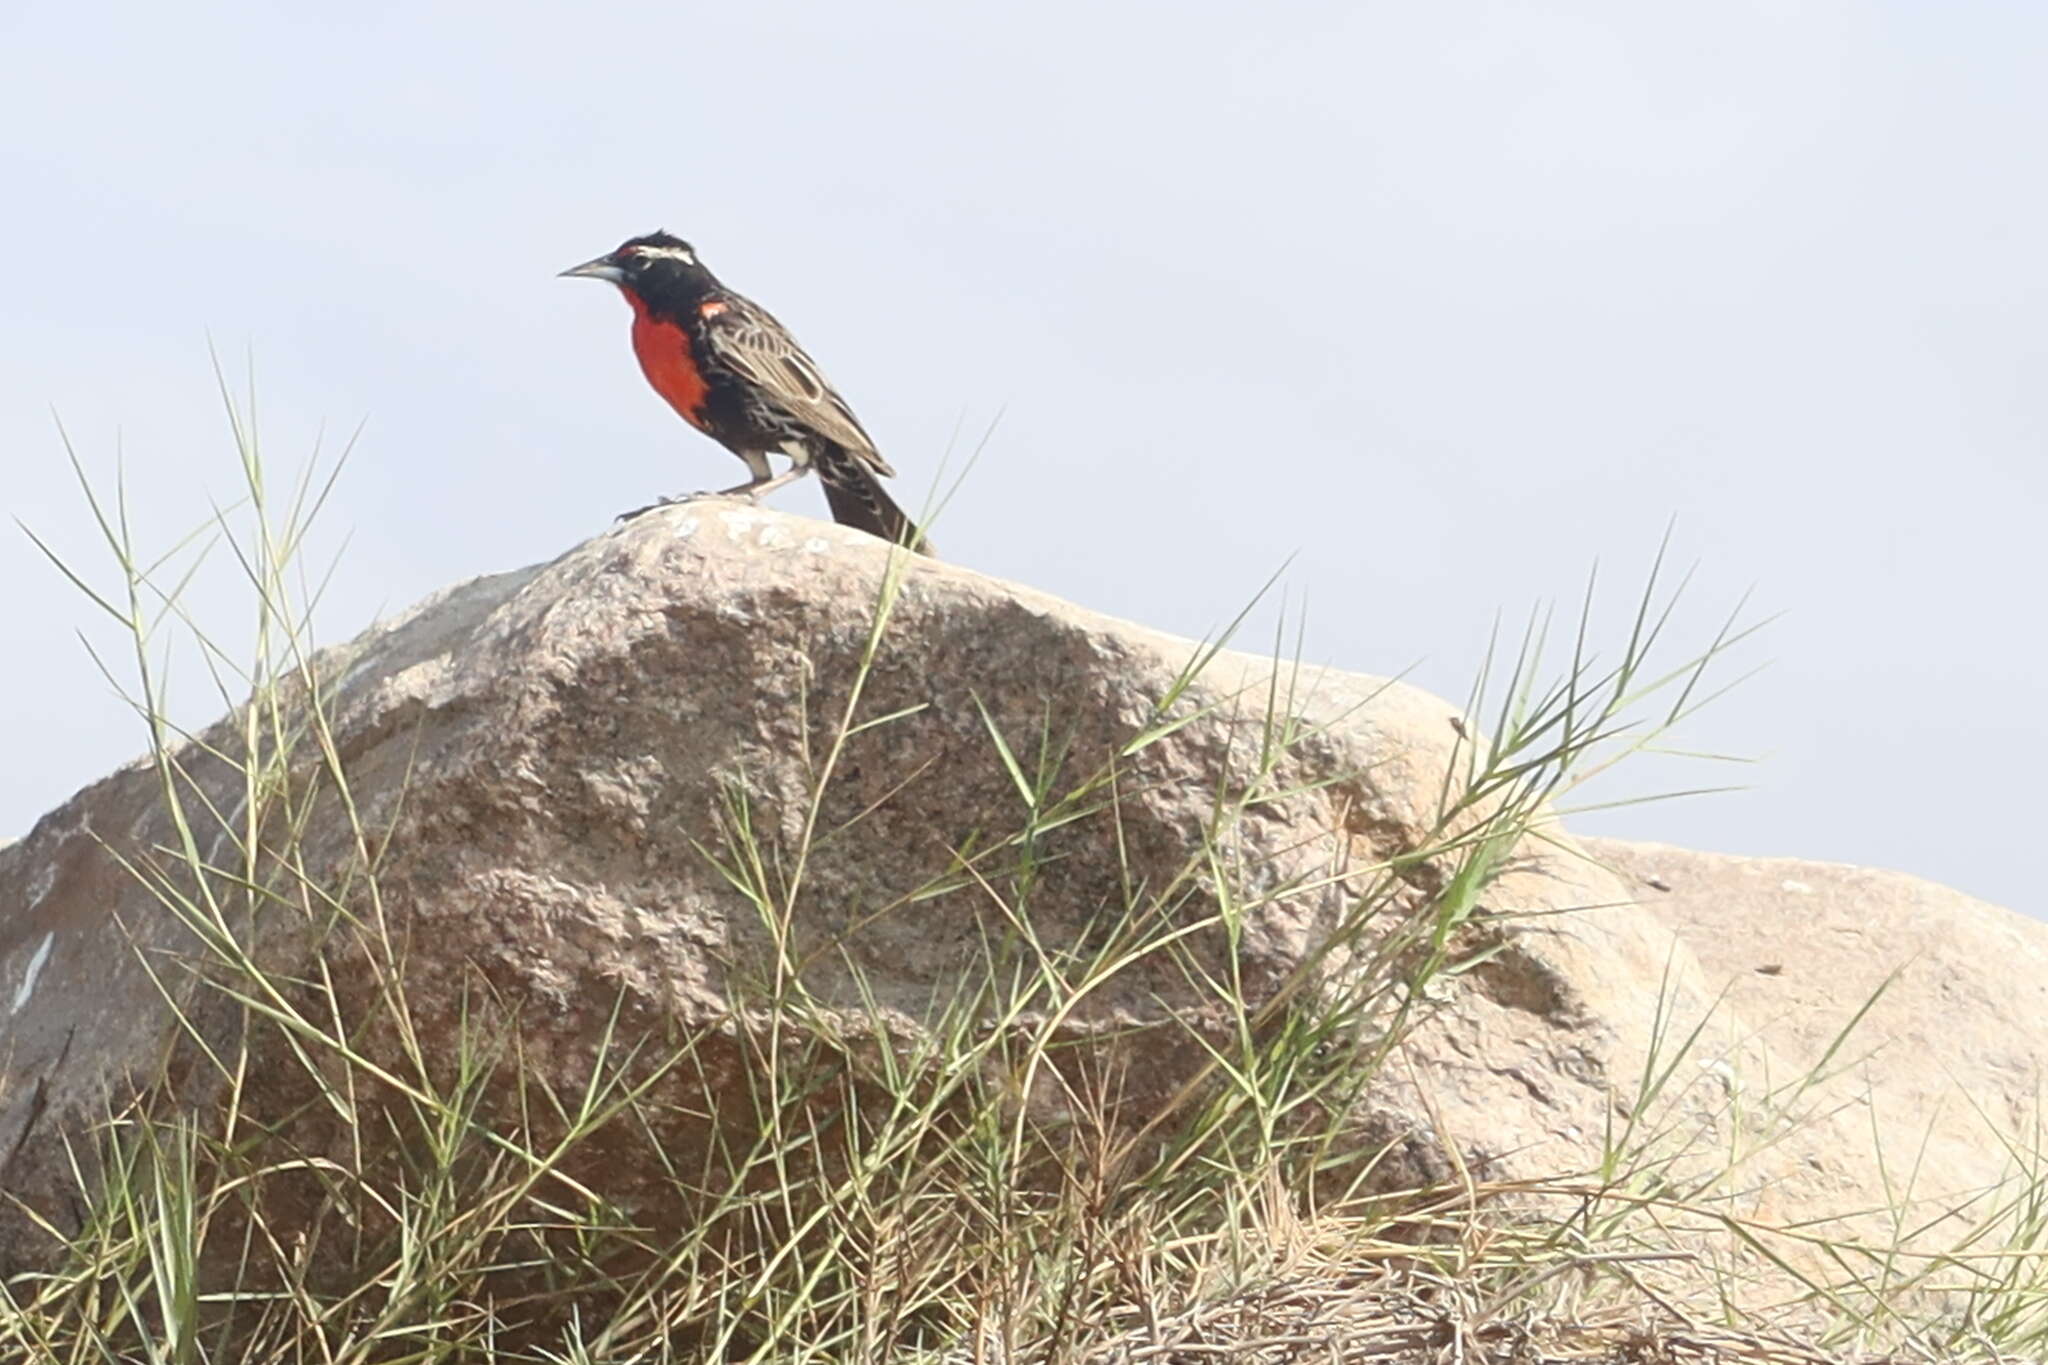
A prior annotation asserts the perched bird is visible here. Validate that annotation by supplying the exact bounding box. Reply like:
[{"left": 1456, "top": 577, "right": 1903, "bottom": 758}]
[{"left": 559, "top": 231, "right": 930, "bottom": 553}]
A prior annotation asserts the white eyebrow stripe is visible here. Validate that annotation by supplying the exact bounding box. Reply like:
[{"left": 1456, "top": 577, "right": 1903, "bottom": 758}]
[{"left": 631, "top": 245, "right": 697, "bottom": 263}]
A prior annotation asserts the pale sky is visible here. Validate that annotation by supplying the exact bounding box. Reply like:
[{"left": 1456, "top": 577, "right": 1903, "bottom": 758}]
[{"left": 3, "top": 2, "right": 2042, "bottom": 914}]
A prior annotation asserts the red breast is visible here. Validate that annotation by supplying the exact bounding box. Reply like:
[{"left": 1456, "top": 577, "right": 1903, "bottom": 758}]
[{"left": 625, "top": 289, "right": 711, "bottom": 429}]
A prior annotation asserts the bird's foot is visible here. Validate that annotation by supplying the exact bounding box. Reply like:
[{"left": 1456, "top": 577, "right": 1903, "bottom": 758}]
[{"left": 614, "top": 490, "right": 754, "bottom": 523}]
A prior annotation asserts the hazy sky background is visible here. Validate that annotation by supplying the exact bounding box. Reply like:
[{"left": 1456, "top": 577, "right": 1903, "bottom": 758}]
[{"left": 3, "top": 2, "right": 2041, "bottom": 913}]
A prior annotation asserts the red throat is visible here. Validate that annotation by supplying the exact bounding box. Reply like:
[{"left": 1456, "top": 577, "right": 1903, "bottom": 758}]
[{"left": 623, "top": 288, "right": 710, "bottom": 427}]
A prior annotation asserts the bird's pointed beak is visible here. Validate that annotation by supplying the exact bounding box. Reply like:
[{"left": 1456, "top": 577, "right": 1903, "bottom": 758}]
[{"left": 559, "top": 255, "right": 626, "bottom": 283}]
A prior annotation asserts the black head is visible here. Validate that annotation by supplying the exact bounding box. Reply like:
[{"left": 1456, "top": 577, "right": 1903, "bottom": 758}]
[{"left": 558, "top": 230, "right": 714, "bottom": 293}]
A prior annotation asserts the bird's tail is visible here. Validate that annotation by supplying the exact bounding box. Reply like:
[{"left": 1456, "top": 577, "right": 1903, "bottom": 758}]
[{"left": 819, "top": 455, "right": 935, "bottom": 556}]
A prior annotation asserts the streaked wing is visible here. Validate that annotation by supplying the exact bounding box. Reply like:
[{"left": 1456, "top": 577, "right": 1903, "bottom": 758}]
[{"left": 701, "top": 296, "right": 894, "bottom": 475}]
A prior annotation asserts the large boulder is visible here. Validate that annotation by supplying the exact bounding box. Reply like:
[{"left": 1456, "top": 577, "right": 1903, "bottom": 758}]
[{"left": 0, "top": 505, "right": 2040, "bottom": 1309}]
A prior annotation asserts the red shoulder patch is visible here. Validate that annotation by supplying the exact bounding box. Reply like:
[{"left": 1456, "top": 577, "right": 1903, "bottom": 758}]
[{"left": 699, "top": 299, "right": 729, "bottom": 319}]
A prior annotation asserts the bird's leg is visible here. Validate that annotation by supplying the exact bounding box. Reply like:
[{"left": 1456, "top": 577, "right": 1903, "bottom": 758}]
[
  {"left": 616, "top": 484, "right": 753, "bottom": 522},
  {"left": 615, "top": 452, "right": 814, "bottom": 522},
  {"left": 713, "top": 465, "right": 809, "bottom": 501}
]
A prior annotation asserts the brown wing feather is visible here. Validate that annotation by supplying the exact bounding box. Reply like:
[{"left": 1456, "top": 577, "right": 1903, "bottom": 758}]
[{"left": 701, "top": 296, "right": 896, "bottom": 476}]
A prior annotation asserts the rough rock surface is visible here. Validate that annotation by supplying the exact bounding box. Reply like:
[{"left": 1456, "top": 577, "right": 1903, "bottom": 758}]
[
  {"left": 1585, "top": 838, "right": 2047, "bottom": 1238},
  {"left": 0, "top": 505, "right": 2041, "bottom": 1290}
]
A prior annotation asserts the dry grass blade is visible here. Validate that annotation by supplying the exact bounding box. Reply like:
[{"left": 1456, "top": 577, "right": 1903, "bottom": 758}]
[{"left": 1070, "top": 1263, "right": 1929, "bottom": 1365}]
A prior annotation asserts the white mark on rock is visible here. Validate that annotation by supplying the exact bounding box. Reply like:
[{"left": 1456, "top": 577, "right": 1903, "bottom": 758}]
[
  {"left": 1780, "top": 879, "right": 1813, "bottom": 895},
  {"left": 10, "top": 932, "right": 54, "bottom": 1016},
  {"left": 26, "top": 865, "right": 55, "bottom": 911},
  {"left": 715, "top": 507, "right": 774, "bottom": 540},
  {"left": 803, "top": 538, "right": 831, "bottom": 555}
]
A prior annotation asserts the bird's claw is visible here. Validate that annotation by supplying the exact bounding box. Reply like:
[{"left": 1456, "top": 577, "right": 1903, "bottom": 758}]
[
  {"left": 614, "top": 489, "right": 761, "bottom": 523},
  {"left": 613, "top": 497, "right": 672, "bottom": 524}
]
